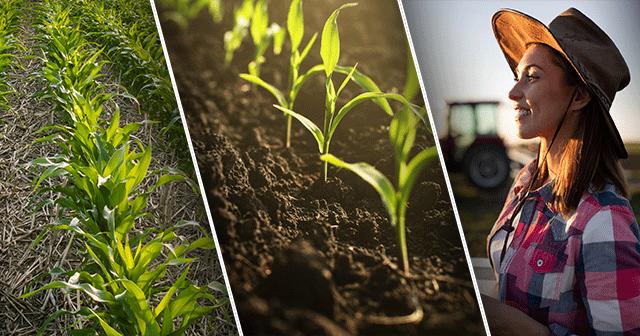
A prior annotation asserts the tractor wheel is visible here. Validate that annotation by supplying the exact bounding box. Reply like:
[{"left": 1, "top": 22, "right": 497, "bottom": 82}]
[{"left": 463, "top": 144, "right": 510, "bottom": 189}]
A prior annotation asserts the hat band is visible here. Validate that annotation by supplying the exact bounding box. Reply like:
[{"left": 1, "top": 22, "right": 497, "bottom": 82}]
[{"left": 562, "top": 46, "right": 612, "bottom": 110}]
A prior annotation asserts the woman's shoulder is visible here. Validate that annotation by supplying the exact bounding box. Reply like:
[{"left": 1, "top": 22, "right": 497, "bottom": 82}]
[{"left": 572, "top": 183, "right": 638, "bottom": 237}]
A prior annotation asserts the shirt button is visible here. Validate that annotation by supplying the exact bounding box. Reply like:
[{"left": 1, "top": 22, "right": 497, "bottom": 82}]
[{"left": 537, "top": 259, "right": 543, "bottom": 267}]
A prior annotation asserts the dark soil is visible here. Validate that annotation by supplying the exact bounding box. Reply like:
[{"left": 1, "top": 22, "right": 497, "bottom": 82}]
[{"left": 155, "top": 0, "right": 485, "bottom": 334}]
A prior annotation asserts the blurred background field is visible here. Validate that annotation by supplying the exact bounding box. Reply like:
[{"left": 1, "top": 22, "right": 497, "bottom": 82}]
[{"left": 453, "top": 142, "right": 640, "bottom": 258}]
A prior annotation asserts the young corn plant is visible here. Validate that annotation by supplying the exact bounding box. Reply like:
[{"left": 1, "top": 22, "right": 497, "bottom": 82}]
[
  {"left": 20, "top": 1, "right": 231, "bottom": 333},
  {"left": 159, "top": 0, "right": 224, "bottom": 30},
  {"left": 274, "top": 3, "right": 416, "bottom": 181},
  {"left": 321, "top": 47, "right": 436, "bottom": 273},
  {"left": 247, "top": 0, "right": 285, "bottom": 77},
  {"left": 24, "top": 110, "right": 224, "bottom": 335},
  {"left": 239, "top": 0, "right": 317, "bottom": 148},
  {"left": 322, "top": 107, "right": 436, "bottom": 274},
  {"left": 0, "top": 0, "right": 24, "bottom": 116},
  {"left": 223, "top": 0, "right": 253, "bottom": 67}
]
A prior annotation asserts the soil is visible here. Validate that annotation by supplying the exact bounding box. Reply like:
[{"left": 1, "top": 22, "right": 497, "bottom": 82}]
[{"left": 156, "top": 0, "right": 486, "bottom": 334}]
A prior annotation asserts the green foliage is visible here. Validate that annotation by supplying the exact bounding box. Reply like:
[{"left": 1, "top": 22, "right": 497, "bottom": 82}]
[
  {"left": 322, "top": 106, "right": 438, "bottom": 273},
  {"left": 239, "top": 0, "right": 318, "bottom": 147},
  {"left": 159, "top": 0, "right": 224, "bottom": 29},
  {"left": 71, "top": 0, "right": 190, "bottom": 167},
  {"left": 0, "top": 0, "right": 24, "bottom": 123},
  {"left": 274, "top": 3, "right": 398, "bottom": 181},
  {"left": 22, "top": 1, "right": 230, "bottom": 334},
  {"left": 223, "top": 0, "right": 253, "bottom": 66},
  {"left": 321, "top": 46, "right": 437, "bottom": 272}
]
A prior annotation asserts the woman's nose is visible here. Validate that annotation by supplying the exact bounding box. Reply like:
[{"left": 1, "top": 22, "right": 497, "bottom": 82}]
[{"left": 508, "top": 81, "right": 522, "bottom": 101}]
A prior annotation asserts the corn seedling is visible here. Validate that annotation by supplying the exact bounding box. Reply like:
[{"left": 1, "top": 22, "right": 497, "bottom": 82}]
[
  {"left": 322, "top": 46, "right": 435, "bottom": 273},
  {"left": 239, "top": 0, "right": 317, "bottom": 147},
  {"left": 159, "top": 0, "right": 224, "bottom": 30},
  {"left": 322, "top": 107, "right": 437, "bottom": 273},
  {"left": 247, "top": 0, "right": 285, "bottom": 76},
  {"left": 223, "top": 0, "right": 253, "bottom": 67},
  {"left": 274, "top": 3, "right": 419, "bottom": 181},
  {"left": 77, "top": 0, "right": 189, "bottom": 161},
  {"left": 0, "top": 0, "right": 24, "bottom": 118}
]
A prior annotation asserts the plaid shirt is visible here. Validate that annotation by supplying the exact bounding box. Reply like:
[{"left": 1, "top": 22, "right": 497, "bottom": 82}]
[{"left": 487, "top": 160, "right": 640, "bottom": 335}]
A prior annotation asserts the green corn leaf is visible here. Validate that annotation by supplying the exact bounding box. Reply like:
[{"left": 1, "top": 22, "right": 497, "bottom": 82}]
[
  {"left": 298, "top": 32, "right": 317, "bottom": 65},
  {"left": 320, "top": 3, "right": 356, "bottom": 77},
  {"left": 87, "top": 307, "right": 125, "bottom": 336},
  {"left": 403, "top": 46, "right": 420, "bottom": 102},
  {"left": 251, "top": 0, "right": 269, "bottom": 47},
  {"left": 167, "top": 283, "right": 208, "bottom": 320},
  {"left": 239, "top": 73, "right": 286, "bottom": 106},
  {"left": 398, "top": 146, "right": 438, "bottom": 207},
  {"left": 103, "top": 145, "right": 126, "bottom": 178},
  {"left": 208, "top": 280, "right": 229, "bottom": 295},
  {"left": 334, "top": 65, "right": 393, "bottom": 115},
  {"left": 274, "top": 104, "right": 324, "bottom": 152},
  {"left": 328, "top": 92, "right": 409, "bottom": 145},
  {"left": 336, "top": 63, "right": 357, "bottom": 98},
  {"left": 105, "top": 108, "right": 120, "bottom": 142},
  {"left": 186, "top": 237, "right": 216, "bottom": 252},
  {"left": 156, "top": 265, "right": 191, "bottom": 320},
  {"left": 321, "top": 154, "right": 397, "bottom": 225},
  {"left": 125, "top": 143, "right": 151, "bottom": 194},
  {"left": 137, "top": 264, "right": 167, "bottom": 295},
  {"left": 117, "top": 279, "right": 161, "bottom": 335},
  {"left": 130, "top": 241, "right": 163, "bottom": 282},
  {"left": 270, "top": 23, "right": 285, "bottom": 55},
  {"left": 21, "top": 280, "right": 116, "bottom": 303},
  {"left": 288, "top": 0, "right": 303, "bottom": 51}
]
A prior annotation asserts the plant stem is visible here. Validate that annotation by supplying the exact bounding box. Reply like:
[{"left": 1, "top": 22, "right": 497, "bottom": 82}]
[
  {"left": 286, "top": 114, "right": 291, "bottom": 148},
  {"left": 397, "top": 213, "right": 409, "bottom": 274}
]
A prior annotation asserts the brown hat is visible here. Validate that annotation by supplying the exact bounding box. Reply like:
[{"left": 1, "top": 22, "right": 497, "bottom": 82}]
[{"left": 492, "top": 8, "right": 630, "bottom": 158}]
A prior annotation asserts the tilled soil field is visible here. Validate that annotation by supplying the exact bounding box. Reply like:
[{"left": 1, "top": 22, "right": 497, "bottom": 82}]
[{"left": 155, "top": 0, "right": 486, "bottom": 334}]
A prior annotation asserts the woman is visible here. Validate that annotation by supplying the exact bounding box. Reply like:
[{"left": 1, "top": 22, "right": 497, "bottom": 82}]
[{"left": 481, "top": 8, "right": 640, "bottom": 336}]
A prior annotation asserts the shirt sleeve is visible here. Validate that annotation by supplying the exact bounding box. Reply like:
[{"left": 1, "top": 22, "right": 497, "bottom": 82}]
[{"left": 578, "top": 205, "right": 640, "bottom": 335}]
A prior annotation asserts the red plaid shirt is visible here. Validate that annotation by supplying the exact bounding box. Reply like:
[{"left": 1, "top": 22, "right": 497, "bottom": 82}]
[{"left": 487, "top": 160, "right": 640, "bottom": 335}]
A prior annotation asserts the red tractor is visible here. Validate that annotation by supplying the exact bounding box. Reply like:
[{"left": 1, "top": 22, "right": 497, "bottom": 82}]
[{"left": 439, "top": 101, "right": 511, "bottom": 189}]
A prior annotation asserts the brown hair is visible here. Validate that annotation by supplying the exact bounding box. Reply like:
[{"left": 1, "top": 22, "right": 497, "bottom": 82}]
[{"left": 532, "top": 44, "right": 628, "bottom": 216}]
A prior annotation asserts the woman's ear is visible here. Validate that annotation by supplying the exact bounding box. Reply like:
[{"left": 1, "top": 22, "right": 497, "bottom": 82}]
[{"left": 571, "top": 86, "right": 591, "bottom": 111}]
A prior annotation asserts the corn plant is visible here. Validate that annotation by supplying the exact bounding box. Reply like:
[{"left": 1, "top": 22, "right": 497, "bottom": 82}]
[
  {"left": 274, "top": 3, "right": 419, "bottom": 181},
  {"left": 322, "top": 107, "right": 436, "bottom": 273},
  {"left": 239, "top": 0, "right": 316, "bottom": 147},
  {"left": 0, "top": 0, "right": 24, "bottom": 116},
  {"left": 159, "top": 0, "right": 224, "bottom": 30},
  {"left": 23, "top": 110, "right": 224, "bottom": 335},
  {"left": 246, "top": 0, "right": 285, "bottom": 77},
  {"left": 75, "top": 0, "right": 189, "bottom": 161},
  {"left": 321, "top": 46, "right": 436, "bottom": 273},
  {"left": 20, "top": 1, "right": 231, "bottom": 333},
  {"left": 223, "top": 0, "right": 253, "bottom": 67}
]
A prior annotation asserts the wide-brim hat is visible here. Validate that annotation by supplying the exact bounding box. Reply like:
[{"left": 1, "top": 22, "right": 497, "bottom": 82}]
[{"left": 492, "top": 7, "right": 630, "bottom": 159}]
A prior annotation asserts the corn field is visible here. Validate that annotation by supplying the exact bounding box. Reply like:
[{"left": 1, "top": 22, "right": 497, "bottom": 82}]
[{"left": 0, "top": 0, "right": 236, "bottom": 335}]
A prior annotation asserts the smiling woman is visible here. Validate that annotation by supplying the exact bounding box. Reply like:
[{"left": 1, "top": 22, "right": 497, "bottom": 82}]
[{"left": 482, "top": 7, "right": 640, "bottom": 336}]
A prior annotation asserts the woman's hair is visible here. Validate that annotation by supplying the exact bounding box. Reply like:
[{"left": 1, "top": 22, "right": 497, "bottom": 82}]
[{"left": 531, "top": 43, "right": 628, "bottom": 216}]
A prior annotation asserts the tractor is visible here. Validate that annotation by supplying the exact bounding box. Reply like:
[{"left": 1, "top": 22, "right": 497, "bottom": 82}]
[{"left": 439, "top": 101, "right": 511, "bottom": 189}]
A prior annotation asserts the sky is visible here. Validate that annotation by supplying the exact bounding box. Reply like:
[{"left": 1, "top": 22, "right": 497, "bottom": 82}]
[{"left": 399, "top": 0, "right": 640, "bottom": 145}]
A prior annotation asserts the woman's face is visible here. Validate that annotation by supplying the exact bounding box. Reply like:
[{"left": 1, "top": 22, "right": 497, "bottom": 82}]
[{"left": 509, "top": 44, "right": 575, "bottom": 141}]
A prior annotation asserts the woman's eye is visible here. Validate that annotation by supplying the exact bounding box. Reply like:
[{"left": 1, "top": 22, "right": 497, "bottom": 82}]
[{"left": 515, "top": 74, "right": 538, "bottom": 82}]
